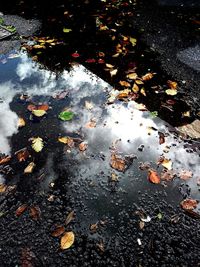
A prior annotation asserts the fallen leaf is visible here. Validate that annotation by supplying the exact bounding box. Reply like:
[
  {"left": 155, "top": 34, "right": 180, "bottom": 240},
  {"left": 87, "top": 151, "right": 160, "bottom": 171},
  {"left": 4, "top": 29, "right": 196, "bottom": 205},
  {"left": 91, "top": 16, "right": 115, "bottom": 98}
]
[
  {"left": 71, "top": 52, "right": 79, "bottom": 58},
  {"left": 142, "top": 72, "right": 155, "bottom": 81},
  {"left": 158, "top": 132, "right": 165, "bottom": 145},
  {"left": 29, "top": 206, "right": 41, "bottom": 220},
  {"left": 110, "top": 154, "right": 126, "bottom": 172},
  {"left": 98, "top": 58, "right": 105, "bottom": 64},
  {"left": 85, "top": 119, "right": 96, "bottom": 128},
  {"left": 16, "top": 148, "right": 29, "bottom": 162},
  {"left": 110, "top": 69, "right": 118, "bottom": 77},
  {"left": 148, "top": 169, "right": 161, "bottom": 184},
  {"left": 51, "top": 225, "right": 65, "bottom": 237},
  {"left": 53, "top": 91, "right": 68, "bottom": 99},
  {"left": 0, "top": 155, "right": 11, "bottom": 165},
  {"left": 119, "top": 80, "right": 131, "bottom": 87},
  {"left": 24, "top": 162, "right": 36, "bottom": 174},
  {"left": 18, "top": 118, "right": 26, "bottom": 128},
  {"left": 58, "top": 137, "right": 74, "bottom": 147},
  {"left": 165, "top": 89, "right": 177, "bottom": 96},
  {"left": 180, "top": 199, "right": 198, "bottom": 210},
  {"left": 21, "top": 248, "right": 35, "bottom": 267},
  {"left": 31, "top": 137, "right": 44, "bottom": 152},
  {"left": 140, "top": 87, "right": 146, "bottom": 96},
  {"left": 161, "top": 169, "right": 175, "bottom": 181},
  {"left": 96, "top": 240, "right": 104, "bottom": 252},
  {"left": 179, "top": 170, "right": 193, "bottom": 180},
  {"left": 63, "top": 28, "right": 72, "bottom": 33},
  {"left": 58, "top": 111, "right": 74, "bottom": 121},
  {"left": 85, "top": 101, "right": 94, "bottom": 110},
  {"left": 37, "top": 104, "right": 49, "bottom": 111},
  {"left": 130, "top": 37, "right": 137, "bottom": 46},
  {"left": 139, "top": 221, "right": 145, "bottom": 229},
  {"left": 27, "top": 104, "right": 37, "bottom": 111},
  {"left": 32, "top": 109, "right": 46, "bottom": 117},
  {"left": 167, "top": 80, "right": 178, "bottom": 89},
  {"left": 161, "top": 158, "right": 172, "bottom": 170},
  {"left": 15, "top": 204, "right": 28, "bottom": 217},
  {"left": 0, "top": 184, "right": 7, "bottom": 193},
  {"left": 90, "top": 222, "right": 98, "bottom": 232},
  {"left": 65, "top": 210, "right": 75, "bottom": 225},
  {"left": 79, "top": 142, "right": 88, "bottom": 151},
  {"left": 61, "top": 231, "right": 75, "bottom": 250},
  {"left": 132, "top": 83, "right": 139, "bottom": 93},
  {"left": 177, "top": 120, "right": 200, "bottom": 139},
  {"left": 126, "top": 72, "right": 137, "bottom": 80}
]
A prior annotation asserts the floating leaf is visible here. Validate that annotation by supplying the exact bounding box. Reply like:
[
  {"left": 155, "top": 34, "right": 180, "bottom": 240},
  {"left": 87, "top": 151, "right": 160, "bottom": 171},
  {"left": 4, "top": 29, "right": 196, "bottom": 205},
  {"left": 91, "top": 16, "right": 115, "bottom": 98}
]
[
  {"left": 61, "top": 231, "right": 75, "bottom": 250},
  {"left": 142, "top": 72, "right": 155, "bottom": 81},
  {"left": 79, "top": 142, "right": 88, "bottom": 151},
  {"left": 29, "top": 206, "right": 41, "bottom": 220},
  {"left": 65, "top": 211, "right": 75, "bottom": 225},
  {"left": 110, "top": 154, "right": 126, "bottom": 172},
  {"left": 132, "top": 83, "right": 139, "bottom": 93},
  {"left": 31, "top": 137, "right": 44, "bottom": 152},
  {"left": 37, "top": 104, "right": 49, "bottom": 111},
  {"left": 58, "top": 111, "right": 74, "bottom": 121},
  {"left": 24, "top": 162, "right": 36, "bottom": 174},
  {"left": 32, "top": 109, "right": 46, "bottom": 117},
  {"left": 148, "top": 169, "right": 160, "bottom": 184},
  {"left": 158, "top": 132, "right": 165, "bottom": 145},
  {"left": 63, "top": 28, "right": 72, "bottom": 33},
  {"left": 180, "top": 199, "right": 198, "bottom": 210},
  {"left": 0, "top": 155, "right": 11, "bottom": 165},
  {"left": 58, "top": 136, "right": 74, "bottom": 147},
  {"left": 165, "top": 89, "right": 177, "bottom": 96},
  {"left": 161, "top": 158, "right": 172, "bottom": 170},
  {"left": 18, "top": 118, "right": 26, "bottom": 128},
  {"left": 0, "top": 184, "right": 7, "bottom": 193},
  {"left": 119, "top": 80, "right": 131, "bottom": 87},
  {"left": 15, "top": 204, "right": 28, "bottom": 217},
  {"left": 179, "top": 170, "right": 193, "bottom": 180},
  {"left": 16, "top": 148, "right": 29, "bottom": 162},
  {"left": 51, "top": 225, "right": 65, "bottom": 237}
]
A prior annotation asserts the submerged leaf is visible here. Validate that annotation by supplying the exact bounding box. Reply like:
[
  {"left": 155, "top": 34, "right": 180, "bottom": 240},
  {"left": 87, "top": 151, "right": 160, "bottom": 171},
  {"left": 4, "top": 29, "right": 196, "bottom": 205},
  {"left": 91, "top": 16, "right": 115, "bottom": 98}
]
[
  {"left": 51, "top": 225, "right": 65, "bottom": 237},
  {"left": 29, "top": 206, "right": 41, "bottom": 220},
  {"left": 15, "top": 204, "right": 28, "bottom": 217},
  {"left": 65, "top": 211, "right": 75, "bottom": 225},
  {"left": 31, "top": 137, "right": 44, "bottom": 152},
  {"left": 79, "top": 142, "right": 88, "bottom": 151},
  {"left": 61, "top": 231, "right": 75, "bottom": 250},
  {"left": 130, "top": 37, "right": 137, "bottom": 46},
  {"left": 59, "top": 111, "right": 74, "bottom": 121},
  {"left": 179, "top": 170, "right": 193, "bottom": 180}
]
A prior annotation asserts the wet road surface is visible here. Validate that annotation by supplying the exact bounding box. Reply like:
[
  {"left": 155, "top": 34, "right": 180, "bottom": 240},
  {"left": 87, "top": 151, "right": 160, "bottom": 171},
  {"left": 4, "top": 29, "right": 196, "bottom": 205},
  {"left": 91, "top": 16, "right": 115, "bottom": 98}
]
[{"left": 0, "top": 0, "right": 200, "bottom": 266}]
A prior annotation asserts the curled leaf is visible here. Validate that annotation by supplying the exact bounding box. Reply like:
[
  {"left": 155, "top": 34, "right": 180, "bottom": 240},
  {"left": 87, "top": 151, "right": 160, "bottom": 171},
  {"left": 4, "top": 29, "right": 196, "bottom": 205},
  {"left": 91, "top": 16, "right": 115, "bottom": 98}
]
[{"left": 61, "top": 231, "right": 75, "bottom": 250}]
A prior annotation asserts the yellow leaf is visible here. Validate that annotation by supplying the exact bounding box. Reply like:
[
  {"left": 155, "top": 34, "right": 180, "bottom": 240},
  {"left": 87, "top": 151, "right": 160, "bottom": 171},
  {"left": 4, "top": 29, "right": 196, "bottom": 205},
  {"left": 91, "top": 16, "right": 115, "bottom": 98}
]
[
  {"left": 18, "top": 117, "right": 26, "bottom": 128},
  {"left": 33, "top": 45, "right": 45, "bottom": 49},
  {"left": 140, "top": 87, "right": 146, "bottom": 96},
  {"left": 61, "top": 231, "right": 75, "bottom": 250},
  {"left": 161, "top": 158, "right": 172, "bottom": 170},
  {"left": 63, "top": 28, "right": 72, "bottom": 33},
  {"left": 31, "top": 137, "right": 44, "bottom": 152},
  {"left": 119, "top": 81, "right": 131, "bottom": 87},
  {"left": 165, "top": 89, "right": 177, "bottom": 96},
  {"left": 127, "top": 72, "right": 137, "bottom": 80},
  {"left": 24, "top": 162, "right": 36, "bottom": 174},
  {"left": 0, "top": 184, "right": 7, "bottom": 193},
  {"left": 106, "top": 63, "right": 114, "bottom": 69},
  {"left": 142, "top": 72, "right": 155, "bottom": 81},
  {"left": 32, "top": 110, "right": 46, "bottom": 117},
  {"left": 132, "top": 83, "right": 139, "bottom": 93},
  {"left": 130, "top": 37, "right": 137, "bottom": 46},
  {"left": 110, "top": 69, "right": 118, "bottom": 77},
  {"left": 58, "top": 137, "right": 74, "bottom": 147},
  {"left": 167, "top": 80, "right": 178, "bottom": 89},
  {"left": 135, "top": 79, "right": 144, "bottom": 85}
]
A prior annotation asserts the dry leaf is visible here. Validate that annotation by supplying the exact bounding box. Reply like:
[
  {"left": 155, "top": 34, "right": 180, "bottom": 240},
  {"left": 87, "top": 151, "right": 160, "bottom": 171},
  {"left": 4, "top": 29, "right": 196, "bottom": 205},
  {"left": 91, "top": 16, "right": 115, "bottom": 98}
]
[
  {"left": 29, "top": 206, "right": 41, "bottom": 220},
  {"left": 0, "top": 184, "right": 7, "bottom": 193},
  {"left": 167, "top": 80, "right": 178, "bottom": 89},
  {"left": 106, "top": 63, "right": 114, "bottom": 69},
  {"left": 51, "top": 225, "right": 65, "bottom": 237},
  {"left": 18, "top": 118, "right": 26, "bottom": 128},
  {"left": 85, "top": 101, "right": 94, "bottom": 110},
  {"left": 27, "top": 104, "right": 37, "bottom": 111},
  {"left": 79, "top": 142, "right": 88, "bottom": 151},
  {"left": 179, "top": 170, "right": 193, "bottom": 180},
  {"left": 15, "top": 204, "right": 28, "bottom": 217},
  {"left": 96, "top": 240, "right": 104, "bottom": 252},
  {"left": 90, "top": 222, "right": 98, "bottom": 232},
  {"left": 24, "top": 162, "right": 36, "bottom": 174},
  {"left": 61, "top": 231, "right": 75, "bottom": 250},
  {"left": 177, "top": 120, "right": 200, "bottom": 139},
  {"left": 110, "top": 69, "right": 118, "bottom": 77},
  {"left": 119, "top": 80, "right": 131, "bottom": 87},
  {"left": 65, "top": 211, "right": 75, "bottom": 225},
  {"left": 16, "top": 148, "right": 29, "bottom": 162},
  {"left": 132, "top": 83, "right": 139, "bottom": 93},
  {"left": 127, "top": 72, "right": 137, "bottom": 80},
  {"left": 139, "top": 221, "right": 145, "bottom": 230},
  {"left": 165, "top": 89, "right": 177, "bottom": 96},
  {"left": 0, "top": 155, "right": 11, "bottom": 165},
  {"left": 180, "top": 199, "right": 198, "bottom": 210},
  {"left": 58, "top": 137, "right": 74, "bottom": 147},
  {"left": 110, "top": 154, "right": 126, "bottom": 172},
  {"left": 140, "top": 87, "right": 146, "bottom": 96},
  {"left": 148, "top": 169, "right": 161, "bottom": 184},
  {"left": 37, "top": 104, "right": 49, "bottom": 111},
  {"left": 161, "top": 158, "right": 172, "bottom": 170},
  {"left": 142, "top": 72, "right": 155, "bottom": 81},
  {"left": 161, "top": 170, "right": 175, "bottom": 181}
]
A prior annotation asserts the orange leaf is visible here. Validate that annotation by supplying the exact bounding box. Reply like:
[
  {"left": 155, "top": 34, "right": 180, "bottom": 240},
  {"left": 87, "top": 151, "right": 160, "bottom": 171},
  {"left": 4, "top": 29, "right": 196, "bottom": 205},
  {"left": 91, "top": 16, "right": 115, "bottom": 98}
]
[
  {"left": 110, "top": 154, "right": 126, "bottom": 172},
  {"left": 0, "top": 155, "right": 11, "bottom": 165},
  {"left": 37, "top": 104, "right": 49, "bottom": 111},
  {"left": 148, "top": 170, "right": 160, "bottom": 184},
  {"left": 15, "top": 204, "right": 28, "bottom": 217},
  {"left": 79, "top": 142, "right": 88, "bottom": 151},
  {"left": 180, "top": 199, "right": 198, "bottom": 210}
]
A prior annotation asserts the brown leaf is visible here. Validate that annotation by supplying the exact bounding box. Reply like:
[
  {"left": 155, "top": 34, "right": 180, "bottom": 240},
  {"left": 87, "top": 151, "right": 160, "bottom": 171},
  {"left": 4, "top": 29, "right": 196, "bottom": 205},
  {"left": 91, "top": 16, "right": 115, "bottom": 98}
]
[
  {"left": 142, "top": 72, "right": 155, "bottom": 81},
  {"left": 24, "top": 162, "right": 36, "bottom": 174},
  {"left": 0, "top": 155, "right": 11, "bottom": 165},
  {"left": 158, "top": 132, "right": 165, "bottom": 145},
  {"left": 15, "top": 204, "right": 28, "bottom": 217},
  {"left": 148, "top": 169, "right": 161, "bottom": 184},
  {"left": 110, "top": 154, "right": 126, "bottom": 172},
  {"left": 53, "top": 91, "right": 68, "bottom": 100},
  {"left": 167, "top": 80, "right": 178, "bottom": 89},
  {"left": 161, "top": 170, "right": 175, "bottom": 181},
  {"left": 96, "top": 240, "right": 104, "bottom": 252},
  {"left": 51, "top": 225, "right": 65, "bottom": 237},
  {"left": 90, "top": 222, "right": 98, "bottom": 232},
  {"left": 16, "top": 148, "right": 30, "bottom": 162},
  {"left": 79, "top": 142, "right": 88, "bottom": 151},
  {"left": 29, "top": 206, "right": 41, "bottom": 220},
  {"left": 0, "top": 184, "right": 7, "bottom": 193},
  {"left": 179, "top": 170, "right": 193, "bottom": 180},
  {"left": 139, "top": 162, "right": 151, "bottom": 170},
  {"left": 60, "top": 231, "right": 75, "bottom": 250},
  {"left": 65, "top": 210, "right": 75, "bottom": 225},
  {"left": 21, "top": 248, "right": 35, "bottom": 267},
  {"left": 180, "top": 199, "right": 198, "bottom": 210}
]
